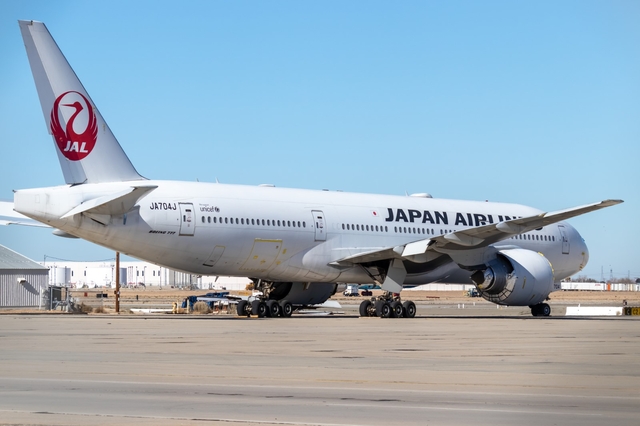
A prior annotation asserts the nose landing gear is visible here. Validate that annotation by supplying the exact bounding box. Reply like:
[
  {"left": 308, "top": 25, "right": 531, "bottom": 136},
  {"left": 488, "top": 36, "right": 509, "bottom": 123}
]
[{"left": 530, "top": 303, "right": 551, "bottom": 317}]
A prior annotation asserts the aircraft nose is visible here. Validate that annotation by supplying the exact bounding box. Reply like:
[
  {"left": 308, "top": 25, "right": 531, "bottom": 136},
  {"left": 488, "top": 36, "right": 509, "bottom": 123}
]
[
  {"left": 581, "top": 238, "right": 589, "bottom": 265},
  {"left": 574, "top": 228, "right": 589, "bottom": 270}
]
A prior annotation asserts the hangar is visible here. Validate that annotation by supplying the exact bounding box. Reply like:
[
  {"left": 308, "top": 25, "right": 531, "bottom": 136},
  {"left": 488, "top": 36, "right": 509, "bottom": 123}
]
[{"left": 0, "top": 245, "right": 48, "bottom": 307}]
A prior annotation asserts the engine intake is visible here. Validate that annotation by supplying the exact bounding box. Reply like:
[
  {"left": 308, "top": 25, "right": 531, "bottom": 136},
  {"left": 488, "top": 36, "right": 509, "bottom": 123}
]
[
  {"left": 471, "top": 249, "right": 555, "bottom": 306},
  {"left": 470, "top": 257, "right": 513, "bottom": 295}
]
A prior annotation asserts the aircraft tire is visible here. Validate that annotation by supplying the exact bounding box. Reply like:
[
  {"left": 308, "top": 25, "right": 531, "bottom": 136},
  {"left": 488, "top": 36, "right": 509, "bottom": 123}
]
[
  {"left": 280, "top": 300, "right": 293, "bottom": 317},
  {"left": 402, "top": 301, "right": 416, "bottom": 318},
  {"left": 252, "top": 300, "right": 268, "bottom": 318},
  {"left": 257, "top": 301, "right": 268, "bottom": 318},
  {"left": 390, "top": 301, "right": 403, "bottom": 318},
  {"left": 376, "top": 301, "right": 391, "bottom": 318},
  {"left": 267, "top": 300, "right": 281, "bottom": 317},
  {"left": 530, "top": 303, "right": 551, "bottom": 317},
  {"left": 359, "top": 300, "right": 372, "bottom": 317},
  {"left": 541, "top": 303, "right": 551, "bottom": 316},
  {"left": 237, "top": 300, "right": 249, "bottom": 317},
  {"left": 251, "top": 300, "right": 260, "bottom": 315}
]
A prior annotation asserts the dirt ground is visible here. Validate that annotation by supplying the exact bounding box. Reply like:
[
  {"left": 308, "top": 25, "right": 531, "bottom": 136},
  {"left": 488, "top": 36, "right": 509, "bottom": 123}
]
[
  {"left": 73, "top": 287, "right": 640, "bottom": 303},
  {"left": 2, "top": 287, "right": 639, "bottom": 314}
]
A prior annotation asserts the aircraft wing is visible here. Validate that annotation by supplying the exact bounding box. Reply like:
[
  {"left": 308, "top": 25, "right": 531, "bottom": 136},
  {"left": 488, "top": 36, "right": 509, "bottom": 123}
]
[
  {"left": 333, "top": 199, "right": 623, "bottom": 265},
  {"left": 0, "top": 200, "right": 50, "bottom": 227},
  {"left": 426, "top": 198, "right": 623, "bottom": 253}
]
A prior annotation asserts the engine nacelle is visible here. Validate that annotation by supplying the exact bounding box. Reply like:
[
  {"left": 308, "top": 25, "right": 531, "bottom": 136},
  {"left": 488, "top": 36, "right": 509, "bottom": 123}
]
[
  {"left": 268, "top": 282, "right": 338, "bottom": 306},
  {"left": 470, "top": 248, "right": 555, "bottom": 306}
]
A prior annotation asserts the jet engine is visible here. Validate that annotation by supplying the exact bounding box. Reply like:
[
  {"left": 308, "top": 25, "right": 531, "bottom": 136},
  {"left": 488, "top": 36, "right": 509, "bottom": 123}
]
[
  {"left": 266, "top": 282, "right": 338, "bottom": 306},
  {"left": 470, "top": 248, "right": 555, "bottom": 306}
]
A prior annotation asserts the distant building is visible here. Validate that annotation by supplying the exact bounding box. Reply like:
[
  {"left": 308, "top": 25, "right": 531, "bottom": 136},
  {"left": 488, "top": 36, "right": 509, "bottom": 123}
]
[
  {"left": 0, "top": 245, "right": 49, "bottom": 307},
  {"left": 41, "top": 260, "right": 251, "bottom": 291}
]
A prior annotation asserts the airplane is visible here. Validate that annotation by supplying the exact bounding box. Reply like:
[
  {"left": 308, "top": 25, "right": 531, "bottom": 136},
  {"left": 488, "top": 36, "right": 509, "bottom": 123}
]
[{"left": 3, "top": 20, "right": 623, "bottom": 318}]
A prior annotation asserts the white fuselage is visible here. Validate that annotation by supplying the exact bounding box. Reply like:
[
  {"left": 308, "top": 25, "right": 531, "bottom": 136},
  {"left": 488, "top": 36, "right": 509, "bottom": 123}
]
[{"left": 14, "top": 180, "right": 589, "bottom": 286}]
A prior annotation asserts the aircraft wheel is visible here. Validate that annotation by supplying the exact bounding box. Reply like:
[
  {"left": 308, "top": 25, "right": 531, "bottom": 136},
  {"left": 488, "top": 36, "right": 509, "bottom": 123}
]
[
  {"left": 236, "top": 300, "right": 249, "bottom": 317},
  {"left": 390, "top": 301, "right": 403, "bottom": 318},
  {"left": 359, "top": 300, "right": 372, "bottom": 317},
  {"left": 267, "top": 300, "right": 281, "bottom": 317},
  {"left": 280, "top": 300, "right": 293, "bottom": 317},
  {"left": 538, "top": 303, "right": 551, "bottom": 317},
  {"left": 376, "top": 301, "right": 391, "bottom": 318},
  {"left": 402, "top": 301, "right": 416, "bottom": 318},
  {"left": 252, "top": 300, "right": 268, "bottom": 318}
]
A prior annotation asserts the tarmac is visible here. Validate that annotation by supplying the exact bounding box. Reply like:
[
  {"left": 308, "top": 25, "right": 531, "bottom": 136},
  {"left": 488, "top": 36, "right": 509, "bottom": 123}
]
[{"left": 0, "top": 312, "right": 639, "bottom": 425}]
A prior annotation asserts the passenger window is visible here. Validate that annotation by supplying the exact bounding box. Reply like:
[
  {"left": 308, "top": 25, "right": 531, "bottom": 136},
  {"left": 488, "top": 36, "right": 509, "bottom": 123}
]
[
  {"left": 303, "top": 221, "right": 306, "bottom": 227},
  {"left": 288, "top": 221, "right": 291, "bottom": 227},
  {"left": 201, "top": 216, "right": 205, "bottom": 223}
]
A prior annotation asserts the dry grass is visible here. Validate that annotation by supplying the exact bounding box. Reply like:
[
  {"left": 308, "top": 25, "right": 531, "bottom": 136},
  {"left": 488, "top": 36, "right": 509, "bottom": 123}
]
[
  {"left": 192, "top": 301, "right": 212, "bottom": 314},
  {"left": 78, "top": 303, "right": 93, "bottom": 313}
]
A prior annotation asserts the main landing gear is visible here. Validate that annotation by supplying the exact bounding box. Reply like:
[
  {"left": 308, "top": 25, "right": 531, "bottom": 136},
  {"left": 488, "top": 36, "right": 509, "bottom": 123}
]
[
  {"left": 530, "top": 303, "right": 551, "bottom": 317},
  {"left": 359, "top": 291, "right": 416, "bottom": 318},
  {"left": 235, "top": 279, "right": 294, "bottom": 318},
  {"left": 236, "top": 299, "right": 293, "bottom": 318}
]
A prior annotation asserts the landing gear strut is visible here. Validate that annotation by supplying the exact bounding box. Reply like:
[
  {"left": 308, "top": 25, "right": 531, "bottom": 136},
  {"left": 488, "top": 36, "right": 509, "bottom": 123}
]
[
  {"left": 530, "top": 303, "right": 551, "bottom": 317},
  {"left": 359, "top": 291, "right": 416, "bottom": 318}
]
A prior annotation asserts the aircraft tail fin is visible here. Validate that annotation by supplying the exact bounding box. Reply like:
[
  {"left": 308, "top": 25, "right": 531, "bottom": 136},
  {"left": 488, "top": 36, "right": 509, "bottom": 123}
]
[{"left": 19, "top": 20, "right": 144, "bottom": 185}]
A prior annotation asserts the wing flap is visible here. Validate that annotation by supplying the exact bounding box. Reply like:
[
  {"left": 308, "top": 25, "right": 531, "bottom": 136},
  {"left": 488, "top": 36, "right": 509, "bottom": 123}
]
[{"left": 330, "top": 246, "right": 403, "bottom": 266}]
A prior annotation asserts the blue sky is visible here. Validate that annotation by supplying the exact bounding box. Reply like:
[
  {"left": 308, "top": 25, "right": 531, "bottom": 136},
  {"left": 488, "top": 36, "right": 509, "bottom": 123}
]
[{"left": 0, "top": 1, "right": 638, "bottom": 280}]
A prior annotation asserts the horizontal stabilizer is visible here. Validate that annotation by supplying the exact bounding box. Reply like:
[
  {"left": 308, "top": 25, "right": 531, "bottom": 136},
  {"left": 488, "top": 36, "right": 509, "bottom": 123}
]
[
  {"left": 61, "top": 185, "right": 158, "bottom": 219},
  {"left": 0, "top": 200, "right": 50, "bottom": 228}
]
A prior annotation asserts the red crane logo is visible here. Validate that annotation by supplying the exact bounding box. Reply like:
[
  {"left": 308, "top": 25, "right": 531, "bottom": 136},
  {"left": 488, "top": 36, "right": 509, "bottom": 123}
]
[{"left": 50, "top": 91, "right": 98, "bottom": 161}]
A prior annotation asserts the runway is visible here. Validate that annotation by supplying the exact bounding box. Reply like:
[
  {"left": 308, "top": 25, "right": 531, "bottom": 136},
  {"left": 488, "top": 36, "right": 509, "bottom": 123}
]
[{"left": 0, "top": 314, "right": 638, "bottom": 425}]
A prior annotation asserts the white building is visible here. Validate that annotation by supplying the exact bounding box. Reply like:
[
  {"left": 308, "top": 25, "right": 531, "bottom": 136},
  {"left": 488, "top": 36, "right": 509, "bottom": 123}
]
[
  {"left": 0, "top": 245, "right": 49, "bottom": 307},
  {"left": 41, "top": 260, "right": 251, "bottom": 291}
]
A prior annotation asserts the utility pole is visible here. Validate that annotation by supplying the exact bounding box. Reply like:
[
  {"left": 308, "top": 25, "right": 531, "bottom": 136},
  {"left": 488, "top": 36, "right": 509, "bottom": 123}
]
[{"left": 115, "top": 252, "right": 120, "bottom": 313}]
